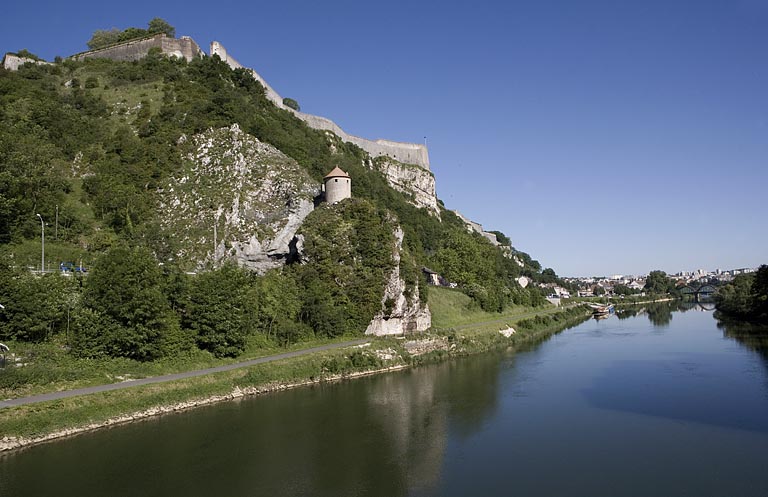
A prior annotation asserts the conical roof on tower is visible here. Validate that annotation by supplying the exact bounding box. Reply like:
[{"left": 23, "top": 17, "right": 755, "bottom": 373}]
[{"left": 324, "top": 166, "right": 350, "bottom": 179}]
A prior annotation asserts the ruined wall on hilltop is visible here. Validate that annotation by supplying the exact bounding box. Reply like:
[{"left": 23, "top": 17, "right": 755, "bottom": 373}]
[
  {"left": 72, "top": 34, "right": 203, "bottom": 62},
  {"left": 2, "top": 54, "right": 52, "bottom": 71},
  {"left": 210, "top": 41, "right": 431, "bottom": 170}
]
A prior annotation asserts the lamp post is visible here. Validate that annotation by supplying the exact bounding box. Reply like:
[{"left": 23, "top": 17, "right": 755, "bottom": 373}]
[{"left": 36, "top": 213, "right": 44, "bottom": 273}]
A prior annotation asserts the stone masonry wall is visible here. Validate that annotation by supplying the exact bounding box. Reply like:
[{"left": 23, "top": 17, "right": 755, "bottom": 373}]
[
  {"left": 72, "top": 34, "right": 203, "bottom": 62},
  {"left": 2, "top": 54, "right": 52, "bottom": 71},
  {"left": 57, "top": 35, "right": 429, "bottom": 170}
]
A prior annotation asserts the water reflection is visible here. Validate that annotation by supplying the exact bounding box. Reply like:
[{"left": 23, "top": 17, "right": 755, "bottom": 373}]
[
  {"left": 718, "top": 319, "right": 768, "bottom": 361},
  {"left": 4, "top": 311, "right": 768, "bottom": 497},
  {"left": 0, "top": 350, "right": 505, "bottom": 497},
  {"left": 645, "top": 302, "right": 673, "bottom": 327},
  {"left": 366, "top": 353, "right": 503, "bottom": 495}
]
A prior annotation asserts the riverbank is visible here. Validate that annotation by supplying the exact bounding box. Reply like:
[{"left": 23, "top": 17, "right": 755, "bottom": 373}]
[{"left": 0, "top": 305, "right": 591, "bottom": 453}]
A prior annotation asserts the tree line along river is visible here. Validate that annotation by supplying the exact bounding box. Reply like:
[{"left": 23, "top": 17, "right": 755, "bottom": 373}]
[{"left": 1, "top": 302, "right": 767, "bottom": 497}]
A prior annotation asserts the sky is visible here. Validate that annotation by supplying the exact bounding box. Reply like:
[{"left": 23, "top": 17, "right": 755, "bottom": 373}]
[{"left": 2, "top": 0, "right": 766, "bottom": 277}]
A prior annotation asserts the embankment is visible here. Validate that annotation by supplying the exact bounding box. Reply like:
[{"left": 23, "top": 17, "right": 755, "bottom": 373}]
[{"left": 0, "top": 306, "right": 590, "bottom": 453}]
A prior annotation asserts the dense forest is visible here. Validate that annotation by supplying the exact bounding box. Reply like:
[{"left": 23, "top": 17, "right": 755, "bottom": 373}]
[{"left": 0, "top": 23, "right": 553, "bottom": 362}]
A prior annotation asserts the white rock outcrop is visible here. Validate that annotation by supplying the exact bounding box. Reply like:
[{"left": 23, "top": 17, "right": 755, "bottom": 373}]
[
  {"left": 159, "top": 124, "right": 319, "bottom": 272},
  {"left": 369, "top": 158, "right": 440, "bottom": 216},
  {"left": 365, "top": 227, "right": 431, "bottom": 336}
]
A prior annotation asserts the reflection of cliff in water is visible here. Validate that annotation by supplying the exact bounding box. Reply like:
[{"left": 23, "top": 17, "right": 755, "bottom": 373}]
[{"left": 366, "top": 352, "right": 503, "bottom": 495}]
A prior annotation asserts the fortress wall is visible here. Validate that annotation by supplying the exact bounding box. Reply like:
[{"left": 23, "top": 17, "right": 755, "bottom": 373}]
[
  {"left": 211, "top": 41, "right": 430, "bottom": 170},
  {"left": 210, "top": 41, "right": 287, "bottom": 110},
  {"left": 73, "top": 35, "right": 165, "bottom": 62},
  {"left": 2, "top": 54, "right": 52, "bottom": 71},
  {"left": 73, "top": 34, "right": 202, "bottom": 62},
  {"left": 162, "top": 36, "right": 204, "bottom": 61}
]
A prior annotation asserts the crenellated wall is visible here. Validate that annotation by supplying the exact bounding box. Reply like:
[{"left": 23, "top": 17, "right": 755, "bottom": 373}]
[
  {"left": 210, "top": 41, "right": 430, "bottom": 170},
  {"left": 71, "top": 34, "right": 203, "bottom": 62}
]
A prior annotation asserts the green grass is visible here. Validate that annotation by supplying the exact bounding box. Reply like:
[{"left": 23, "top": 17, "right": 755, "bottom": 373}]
[
  {"left": 0, "top": 333, "right": 363, "bottom": 399},
  {"left": 429, "top": 286, "right": 557, "bottom": 331}
]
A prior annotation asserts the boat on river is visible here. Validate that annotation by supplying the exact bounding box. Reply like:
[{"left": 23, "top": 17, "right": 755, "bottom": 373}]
[{"left": 588, "top": 303, "right": 615, "bottom": 317}]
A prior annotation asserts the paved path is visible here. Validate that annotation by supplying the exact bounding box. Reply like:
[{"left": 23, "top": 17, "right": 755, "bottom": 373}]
[{"left": 0, "top": 339, "right": 370, "bottom": 409}]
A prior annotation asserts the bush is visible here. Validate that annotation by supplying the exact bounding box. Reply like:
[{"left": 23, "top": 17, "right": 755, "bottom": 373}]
[{"left": 282, "top": 97, "right": 300, "bottom": 111}]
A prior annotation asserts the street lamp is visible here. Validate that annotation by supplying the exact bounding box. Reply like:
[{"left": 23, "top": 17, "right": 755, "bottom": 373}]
[{"left": 36, "top": 213, "right": 44, "bottom": 273}]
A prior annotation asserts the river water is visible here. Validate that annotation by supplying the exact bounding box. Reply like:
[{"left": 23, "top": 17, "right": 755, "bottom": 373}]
[{"left": 2, "top": 304, "right": 767, "bottom": 496}]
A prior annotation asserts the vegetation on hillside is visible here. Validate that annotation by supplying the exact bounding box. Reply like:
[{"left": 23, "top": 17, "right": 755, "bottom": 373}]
[{"left": 0, "top": 27, "right": 551, "bottom": 366}]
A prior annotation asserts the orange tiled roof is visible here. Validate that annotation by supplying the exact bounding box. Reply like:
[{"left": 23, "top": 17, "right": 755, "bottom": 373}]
[{"left": 324, "top": 166, "right": 350, "bottom": 179}]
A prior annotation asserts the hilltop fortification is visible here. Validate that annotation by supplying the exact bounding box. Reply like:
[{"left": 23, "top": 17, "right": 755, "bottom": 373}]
[
  {"left": 2, "top": 53, "right": 51, "bottom": 71},
  {"left": 71, "top": 33, "right": 203, "bottom": 62},
  {"left": 209, "top": 41, "right": 430, "bottom": 170},
  {"left": 55, "top": 35, "right": 430, "bottom": 170}
]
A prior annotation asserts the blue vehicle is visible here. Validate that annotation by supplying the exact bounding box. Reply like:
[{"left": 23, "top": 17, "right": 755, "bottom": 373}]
[{"left": 59, "top": 262, "right": 88, "bottom": 273}]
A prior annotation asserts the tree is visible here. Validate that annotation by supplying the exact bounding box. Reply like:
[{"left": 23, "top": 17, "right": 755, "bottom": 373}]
[
  {"left": 86, "top": 28, "right": 122, "bottom": 50},
  {"left": 715, "top": 265, "right": 768, "bottom": 322},
  {"left": 487, "top": 230, "right": 511, "bottom": 246},
  {"left": 77, "top": 245, "right": 188, "bottom": 360},
  {"left": 14, "top": 49, "right": 41, "bottom": 60},
  {"left": 540, "top": 267, "right": 557, "bottom": 284},
  {"left": 283, "top": 98, "right": 300, "bottom": 111},
  {"left": 0, "top": 270, "right": 76, "bottom": 342},
  {"left": 86, "top": 19, "right": 176, "bottom": 50},
  {"left": 716, "top": 273, "right": 754, "bottom": 317},
  {"left": 750, "top": 265, "right": 768, "bottom": 320},
  {"left": 147, "top": 18, "right": 175, "bottom": 38},
  {"left": 184, "top": 264, "right": 251, "bottom": 357},
  {"left": 644, "top": 270, "right": 674, "bottom": 295}
]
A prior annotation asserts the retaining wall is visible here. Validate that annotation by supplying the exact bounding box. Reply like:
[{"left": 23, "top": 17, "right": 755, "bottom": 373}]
[{"left": 72, "top": 34, "right": 203, "bottom": 62}]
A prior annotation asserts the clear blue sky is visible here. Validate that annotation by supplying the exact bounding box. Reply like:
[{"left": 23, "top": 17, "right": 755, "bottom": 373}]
[{"left": 3, "top": 0, "right": 766, "bottom": 276}]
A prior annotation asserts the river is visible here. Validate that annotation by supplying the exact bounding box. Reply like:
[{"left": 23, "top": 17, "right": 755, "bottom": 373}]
[{"left": 2, "top": 303, "right": 767, "bottom": 496}]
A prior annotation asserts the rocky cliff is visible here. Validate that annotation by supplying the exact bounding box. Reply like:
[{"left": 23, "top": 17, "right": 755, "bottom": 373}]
[
  {"left": 366, "top": 227, "right": 431, "bottom": 336},
  {"left": 158, "top": 124, "right": 319, "bottom": 272},
  {"left": 369, "top": 157, "right": 439, "bottom": 216}
]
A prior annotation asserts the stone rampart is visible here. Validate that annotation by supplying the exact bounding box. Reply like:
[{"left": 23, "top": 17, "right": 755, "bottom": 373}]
[
  {"left": 452, "top": 210, "right": 505, "bottom": 247},
  {"left": 210, "top": 41, "right": 430, "bottom": 170},
  {"left": 57, "top": 35, "right": 429, "bottom": 169},
  {"left": 2, "top": 54, "right": 52, "bottom": 71},
  {"left": 210, "top": 41, "right": 286, "bottom": 108},
  {"left": 72, "top": 34, "right": 203, "bottom": 62}
]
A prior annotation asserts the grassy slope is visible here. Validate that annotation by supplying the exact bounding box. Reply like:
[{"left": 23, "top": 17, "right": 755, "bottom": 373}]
[{"left": 429, "top": 286, "right": 567, "bottom": 333}]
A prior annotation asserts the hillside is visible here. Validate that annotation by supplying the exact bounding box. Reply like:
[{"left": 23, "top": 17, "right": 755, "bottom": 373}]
[{"left": 0, "top": 27, "right": 551, "bottom": 365}]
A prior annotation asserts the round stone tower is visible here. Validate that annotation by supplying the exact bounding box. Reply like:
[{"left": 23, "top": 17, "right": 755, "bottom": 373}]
[{"left": 323, "top": 166, "right": 351, "bottom": 204}]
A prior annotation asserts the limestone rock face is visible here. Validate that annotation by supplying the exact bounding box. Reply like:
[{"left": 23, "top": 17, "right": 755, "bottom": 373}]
[
  {"left": 370, "top": 158, "right": 440, "bottom": 216},
  {"left": 366, "top": 227, "right": 431, "bottom": 336},
  {"left": 159, "top": 124, "right": 319, "bottom": 272}
]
